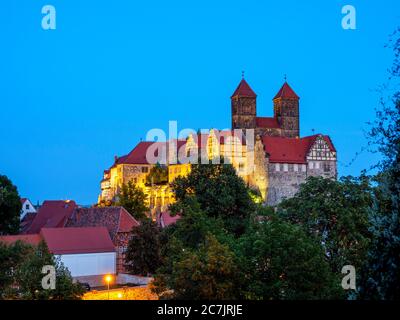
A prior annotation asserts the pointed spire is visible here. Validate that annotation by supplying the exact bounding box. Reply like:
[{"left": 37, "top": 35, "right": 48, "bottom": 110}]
[
  {"left": 273, "top": 81, "right": 299, "bottom": 100},
  {"left": 231, "top": 76, "right": 257, "bottom": 98}
]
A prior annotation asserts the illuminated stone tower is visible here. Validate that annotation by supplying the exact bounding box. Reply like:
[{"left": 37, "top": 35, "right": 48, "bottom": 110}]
[
  {"left": 231, "top": 78, "right": 257, "bottom": 130},
  {"left": 273, "top": 82, "right": 300, "bottom": 138}
]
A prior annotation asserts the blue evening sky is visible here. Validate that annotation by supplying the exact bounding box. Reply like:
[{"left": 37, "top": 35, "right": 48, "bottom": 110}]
[{"left": 0, "top": 0, "right": 399, "bottom": 204}]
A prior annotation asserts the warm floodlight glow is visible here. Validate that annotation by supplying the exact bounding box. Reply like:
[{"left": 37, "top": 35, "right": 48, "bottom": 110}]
[{"left": 104, "top": 274, "right": 112, "bottom": 283}]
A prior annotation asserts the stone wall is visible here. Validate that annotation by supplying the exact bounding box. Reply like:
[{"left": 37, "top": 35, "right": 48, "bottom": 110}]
[
  {"left": 265, "top": 160, "right": 337, "bottom": 206},
  {"left": 307, "top": 160, "right": 337, "bottom": 179},
  {"left": 266, "top": 163, "right": 307, "bottom": 206}
]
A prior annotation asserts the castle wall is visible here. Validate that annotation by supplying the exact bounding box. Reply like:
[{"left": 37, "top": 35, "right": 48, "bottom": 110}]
[
  {"left": 307, "top": 160, "right": 337, "bottom": 179},
  {"left": 266, "top": 160, "right": 337, "bottom": 206},
  {"left": 266, "top": 163, "right": 307, "bottom": 206}
]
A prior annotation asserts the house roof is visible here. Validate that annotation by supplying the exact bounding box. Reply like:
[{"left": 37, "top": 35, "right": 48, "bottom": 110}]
[
  {"left": 65, "top": 207, "right": 140, "bottom": 240},
  {"left": 0, "top": 234, "right": 42, "bottom": 247},
  {"left": 231, "top": 79, "right": 257, "bottom": 98},
  {"left": 40, "top": 227, "right": 115, "bottom": 255},
  {"left": 25, "top": 200, "right": 77, "bottom": 234},
  {"left": 112, "top": 140, "right": 187, "bottom": 167},
  {"left": 262, "top": 134, "right": 335, "bottom": 164},
  {"left": 256, "top": 117, "right": 281, "bottom": 129},
  {"left": 20, "top": 198, "right": 27, "bottom": 204},
  {"left": 273, "top": 82, "right": 299, "bottom": 100},
  {"left": 20, "top": 212, "right": 36, "bottom": 234}
]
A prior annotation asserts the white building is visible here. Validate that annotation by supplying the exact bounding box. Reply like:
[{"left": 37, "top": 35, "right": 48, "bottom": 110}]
[{"left": 20, "top": 198, "right": 37, "bottom": 220}]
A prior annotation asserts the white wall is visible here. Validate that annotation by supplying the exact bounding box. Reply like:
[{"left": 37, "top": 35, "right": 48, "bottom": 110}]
[
  {"left": 57, "top": 252, "right": 116, "bottom": 277},
  {"left": 20, "top": 199, "right": 37, "bottom": 220}
]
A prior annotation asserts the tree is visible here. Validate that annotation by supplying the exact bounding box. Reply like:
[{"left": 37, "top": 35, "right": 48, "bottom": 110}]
[
  {"left": 0, "top": 175, "right": 21, "bottom": 235},
  {"left": 0, "top": 240, "right": 84, "bottom": 300},
  {"left": 171, "top": 161, "right": 255, "bottom": 235},
  {"left": 238, "top": 216, "right": 342, "bottom": 300},
  {"left": 153, "top": 234, "right": 241, "bottom": 300},
  {"left": 125, "top": 219, "right": 162, "bottom": 276},
  {"left": 152, "top": 199, "right": 241, "bottom": 299},
  {"left": 115, "top": 181, "right": 148, "bottom": 221},
  {"left": 356, "top": 28, "right": 400, "bottom": 300},
  {"left": 145, "top": 163, "right": 168, "bottom": 185},
  {"left": 277, "top": 176, "right": 373, "bottom": 274}
]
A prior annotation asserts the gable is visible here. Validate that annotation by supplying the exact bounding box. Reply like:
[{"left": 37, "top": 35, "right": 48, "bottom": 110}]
[{"left": 306, "top": 135, "right": 336, "bottom": 161}]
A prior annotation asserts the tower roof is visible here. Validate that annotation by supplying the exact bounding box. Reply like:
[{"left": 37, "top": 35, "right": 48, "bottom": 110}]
[
  {"left": 273, "top": 82, "right": 299, "bottom": 100},
  {"left": 231, "top": 79, "right": 257, "bottom": 98}
]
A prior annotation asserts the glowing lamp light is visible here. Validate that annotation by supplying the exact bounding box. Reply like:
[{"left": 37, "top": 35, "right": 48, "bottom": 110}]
[{"left": 105, "top": 275, "right": 112, "bottom": 283}]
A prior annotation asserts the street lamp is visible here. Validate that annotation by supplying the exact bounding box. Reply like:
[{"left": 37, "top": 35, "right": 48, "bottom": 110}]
[{"left": 104, "top": 274, "right": 112, "bottom": 300}]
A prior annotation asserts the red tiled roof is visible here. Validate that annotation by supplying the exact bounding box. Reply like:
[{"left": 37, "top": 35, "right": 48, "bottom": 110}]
[
  {"left": 262, "top": 134, "right": 335, "bottom": 164},
  {"left": 20, "top": 198, "right": 27, "bottom": 204},
  {"left": 40, "top": 227, "right": 115, "bottom": 255},
  {"left": 113, "top": 140, "right": 188, "bottom": 166},
  {"left": 273, "top": 82, "right": 299, "bottom": 100},
  {"left": 118, "top": 208, "right": 140, "bottom": 232},
  {"left": 65, "top": 207, "right": 140, "bottom": 240},
  {"left": 25, "top": 200, "right": 77, "bottom": 234},
  {"left": 231, "top": 79, "right": 257, "bottom": 98},
  {"left": 0, "top": 234, "right": 42, "bottom": 246},
  {"left": 20, "top": 212, "right": 36, "bottom": 234},
  {"left": 256, "top": 117, "right": 281, "bottom": 129}
]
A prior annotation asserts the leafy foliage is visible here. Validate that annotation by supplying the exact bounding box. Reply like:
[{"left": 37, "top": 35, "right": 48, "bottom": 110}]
[
  {"left": 170, "top": 162, "right": 254, "bottom": 235},
  {"left": 0, "top": 241, "right": 84, "bottom": 300},
  {"left": 278, "top": 176, "right": 373, "bottom": 273},
  {"left": 154, "top": 234, "right": 241, "bottom": 300},
  {"left": 125, "top": 219, "right": 162, "bottom": 276},
  {"left": 238, "top": 216, "right": 343, "bottom": 299},
  {"left": 358, "top": 92, "right": 400, "bottom": 299},
  {"left": 115, "top": 181, "right": 148, "bottom": 221},
  {"left": 146, "top": 164, "right": 168, "bottom": 185},
  {"left": 0, "top": 175, "right": 21, "bottom": 235}
]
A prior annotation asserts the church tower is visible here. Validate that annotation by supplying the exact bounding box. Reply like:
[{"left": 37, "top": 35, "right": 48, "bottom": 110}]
[
  {"left": 231, "top": 78, "right": 257, "bottom": 129},
  {"left": 273, "top": 82, "right": 300, "bottom": 138}
]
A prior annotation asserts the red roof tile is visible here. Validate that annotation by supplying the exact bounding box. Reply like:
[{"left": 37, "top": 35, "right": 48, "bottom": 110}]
[
  {"left": 65, "top": 207, "right": 140, "bottom": 240},
  {"left": 262, "top": 134, "right": 335, "bottom": 163},
  {"left": 273, "top": 82, "right": 299, "bottom": 100},
  {"left": 113, "top": 140, "right": 188, "bottom": 166},
  {"left": 40, "top": 227, "right": 115, "bottom": 254},
  {"left": 20, "top": 198, "right": 27, "bottom": 204},
  {"left": 20, "top": 212, "right": 36, "bottom": 234},
  {"left": 231, "top": 79, "right": 257, "bottom": 98},
  {"left": 25, "top": 200, "right": 77, "bottom": 234},
  {"left": 0, "top": 234, "right": 42, "bottom": 246},
  {"left": 256, "top": 117, "right": 281, "bottom": 129}
]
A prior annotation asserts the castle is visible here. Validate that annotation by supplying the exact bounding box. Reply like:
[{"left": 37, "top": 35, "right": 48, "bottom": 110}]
[{"left": 99, "top": 78, "right": 337, "bottom": 215}]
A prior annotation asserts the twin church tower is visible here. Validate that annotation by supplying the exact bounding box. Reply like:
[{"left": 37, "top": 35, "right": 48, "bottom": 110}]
[{"left": 231, "top": 77, "right": 300, "bottom": 138}]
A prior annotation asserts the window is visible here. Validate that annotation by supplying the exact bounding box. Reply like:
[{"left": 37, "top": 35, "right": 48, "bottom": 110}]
[
  {"left": 275, "top": 163, "right": 280, "bottom": 172},
  {"left": 293, "top": 164, "right": 298, "bottom": 172},
  {"left": 238, "top": 163, "right": 245, "bottom": 172},
  {"left": 315, "top": 162, "right": 320, "bottom": 169},
  {"left": 323, "top": 163, "right": 331, "bottom": 173},
  {"left": 309, "top": 162, "right": 314, "bottom": 169},
  {"left": 26, "top": 204, "right": 29, "bottom": 210},
  {"left": 142, "top": 167, "right": 148, "bottom": 173},
  {"left": 302, "top": 164, "right": 307, "bottom": 172},
  {"left": 134, "top": 178, "right": 137, "bottom": 184},
  {"left": 283, "top": 164, "right": 288, "bottom": 172}
]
